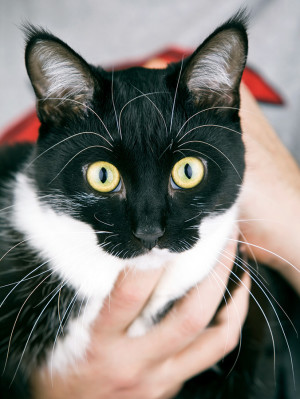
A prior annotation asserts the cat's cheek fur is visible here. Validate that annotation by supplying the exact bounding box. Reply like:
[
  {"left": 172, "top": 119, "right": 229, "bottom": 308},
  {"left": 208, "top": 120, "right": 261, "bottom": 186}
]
[{"left": 12, "top": 173, "right": 124, "bottom": 299}]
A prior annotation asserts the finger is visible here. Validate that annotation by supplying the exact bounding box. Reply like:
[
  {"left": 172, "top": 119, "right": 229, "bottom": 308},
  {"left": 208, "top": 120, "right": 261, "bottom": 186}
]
[
  {"left": 141, "top": 234, "right": 239, "bottom": 359},
  {"left": 169, "top": 271, "right": 251, "bottom": 383},
  {"left": 95, "top": 267, "right": 163, "bottom": 334}
]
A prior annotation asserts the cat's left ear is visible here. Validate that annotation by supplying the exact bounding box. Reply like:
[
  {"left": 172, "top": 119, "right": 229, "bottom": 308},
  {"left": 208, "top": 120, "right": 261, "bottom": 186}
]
[
  {"left": 181, "top": 14, "right": 248, "bottom": 108},
  {"left": 25, "top": 26, "right": 98, "bottom": 124}
]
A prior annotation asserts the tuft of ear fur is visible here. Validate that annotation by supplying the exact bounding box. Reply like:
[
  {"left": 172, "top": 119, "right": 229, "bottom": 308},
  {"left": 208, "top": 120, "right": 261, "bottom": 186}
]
[
  {"left": 182, "top": 11, "right": 248, "bottom": 108},
  {"left": 24, "top": 25, "right": 96, "bottom": 124}
]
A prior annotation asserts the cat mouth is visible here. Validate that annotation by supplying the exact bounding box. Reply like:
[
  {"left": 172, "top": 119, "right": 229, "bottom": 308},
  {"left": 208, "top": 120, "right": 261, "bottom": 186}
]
[{"left": 140, "top": 239, "right": 159, "bottom": 251}]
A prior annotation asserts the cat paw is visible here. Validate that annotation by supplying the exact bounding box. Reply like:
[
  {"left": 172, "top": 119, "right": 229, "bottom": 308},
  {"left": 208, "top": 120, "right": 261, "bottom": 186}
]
[{"left": 127, "top": 316, "right": 152, "bottom": 338}]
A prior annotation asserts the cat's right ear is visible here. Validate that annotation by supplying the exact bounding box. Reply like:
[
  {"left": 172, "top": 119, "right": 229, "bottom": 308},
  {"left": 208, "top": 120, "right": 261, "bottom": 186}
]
[
  {"left": 179, "top": 12, "right": 248, "bottom": 110},
  {"left": 24, "top": 26, "right": 98, "bottom": 124}
]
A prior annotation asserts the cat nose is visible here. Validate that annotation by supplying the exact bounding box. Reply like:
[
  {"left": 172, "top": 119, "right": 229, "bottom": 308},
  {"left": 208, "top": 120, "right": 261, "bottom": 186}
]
[{"left": 133, "top": 227, "right": 165, "bottom": 250}]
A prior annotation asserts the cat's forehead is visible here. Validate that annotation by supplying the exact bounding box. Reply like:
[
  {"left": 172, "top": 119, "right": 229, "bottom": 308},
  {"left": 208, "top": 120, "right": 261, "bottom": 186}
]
[
  {"left": 112, "top": 66, "right": 169, "bottom": 92},
  {"left": 94, "top": 66, "right": 184, "bottom": 149},
  {"left": 101, "top": 66, "right": 176, "bottom": 115}
]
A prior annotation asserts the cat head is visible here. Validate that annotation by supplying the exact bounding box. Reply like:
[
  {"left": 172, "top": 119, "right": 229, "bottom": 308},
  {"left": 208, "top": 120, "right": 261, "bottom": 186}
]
[{"left": 24, "top": 13, "right": 247, "bottom": 259}]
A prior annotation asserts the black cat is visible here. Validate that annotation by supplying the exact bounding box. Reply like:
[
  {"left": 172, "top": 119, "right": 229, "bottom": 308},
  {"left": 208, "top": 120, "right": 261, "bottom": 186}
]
[{"left": 0, "top": 12, "right": 299, "bottom": 398}]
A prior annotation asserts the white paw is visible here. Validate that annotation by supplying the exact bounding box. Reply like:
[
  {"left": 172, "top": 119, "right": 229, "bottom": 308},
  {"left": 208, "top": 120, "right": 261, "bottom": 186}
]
[{"left": 127, "top": 316, "right": 152, "bottom": 338}]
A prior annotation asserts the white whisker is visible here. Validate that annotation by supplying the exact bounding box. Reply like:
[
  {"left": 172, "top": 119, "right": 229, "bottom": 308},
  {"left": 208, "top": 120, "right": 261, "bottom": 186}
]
[
  {"left": 178, "top": 140, "right": 242, "bottom": 180},
  {"left": 229, "top": 238, "right": 300, "bottom": 274},
  {"left": 38, "top": 97, "right": 114, "bottom": 142},
  {"left": 49, "top": 145, "right": 112, "bottom": 184},
  {"left": 184, "top": 211, "right": 202, "bottom": 223},
  {"left": 224, "top": 249, "right": 298, "bottom": 337},
  {"left": 111, "top": 68, "right": 120, "bottom": 137},
  {"left": 178, "top": 124, "right": 242, "bottom": 144},
  {"left": 93, "top": 214, "right": 114, "bottom": 227},
  {"left": 26, "top": 131, "right": 113, "bottom": 170},
  {"left": 216, "top": 259, "right": 277, "bottom": 377},
  {"left": 131, "top": 85, "right": 168, "bottom": 136},
  {"left": 51, "top": 290, "right": 79, "bottom": 383},
  {"left": 169, "top": 58, "right": 184, "bottom": 134},
  {"left": 174, "top": 148, "right": 222, "bottom": 171},
  {"left": 118, "top": 91, "right": 167, "bottom": 139},
  {"left": 221, "top": 251, "right": 296, "bottom": 386},
  {"left": 3, "top": 272, "right": 53, "bottom": 374},
  {"left": 0, "top": 259, "right": 51, "bottom": 309},
  {"left": 176, "top": 105, "right": 267, "bottom": 139},
  {"left": 210, "top": 268, "right": 243, "bottom": 373},
  {"left": 10, "top": 280, "right": 69, "bottom": 386}
]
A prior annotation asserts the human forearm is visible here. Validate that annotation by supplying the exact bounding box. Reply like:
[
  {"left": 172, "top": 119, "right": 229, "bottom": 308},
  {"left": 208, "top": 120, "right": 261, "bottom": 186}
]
[{"left": 239, "top": 84, "right": 300, "bottom": 294}]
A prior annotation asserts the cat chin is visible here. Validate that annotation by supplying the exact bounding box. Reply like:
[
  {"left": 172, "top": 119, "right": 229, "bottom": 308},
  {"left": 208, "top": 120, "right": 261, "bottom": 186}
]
[
  {"left": 128, "top": 206, "right": 238, "bottom": 338},
  {"left": 129, "top": 248, "right": 178, "bottom": 270}
]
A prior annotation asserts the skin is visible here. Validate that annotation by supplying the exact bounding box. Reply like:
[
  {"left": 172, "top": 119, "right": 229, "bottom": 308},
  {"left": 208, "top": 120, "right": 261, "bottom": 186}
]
[
  {"left": 239, "top": 84, "right": 300, "bottom": 294},
  {"left": 31, "top": 84, "right": 300, "bottom": 398}
]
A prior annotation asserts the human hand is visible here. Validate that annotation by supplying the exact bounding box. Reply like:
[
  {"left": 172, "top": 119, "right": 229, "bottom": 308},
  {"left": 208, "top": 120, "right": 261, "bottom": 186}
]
[
  {"left": 239, "top": 84, "right": 300, "bottom": 293},
  {"left": 31, "top": 237, "right": 250, "bottom": 399}
]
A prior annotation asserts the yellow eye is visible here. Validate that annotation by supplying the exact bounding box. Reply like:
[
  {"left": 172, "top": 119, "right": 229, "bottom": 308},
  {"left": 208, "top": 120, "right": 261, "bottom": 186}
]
[
  {"left": 171, "top": 157, "right": 204, "bottom": 189},
  {"left": 87, "top": 161, "right": 120, "bottom": 192}
]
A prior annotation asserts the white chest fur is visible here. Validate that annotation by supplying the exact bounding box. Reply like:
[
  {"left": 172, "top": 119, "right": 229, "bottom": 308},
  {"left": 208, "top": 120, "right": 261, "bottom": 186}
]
[{"left": 12, "top": 173, "right": 237, "bottom": 372}]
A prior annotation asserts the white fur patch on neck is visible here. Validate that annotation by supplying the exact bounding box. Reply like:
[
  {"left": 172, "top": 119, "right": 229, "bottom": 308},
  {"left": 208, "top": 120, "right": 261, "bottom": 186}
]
[{"left": 12, "top": 173, "right": 123, "bottom": 299}]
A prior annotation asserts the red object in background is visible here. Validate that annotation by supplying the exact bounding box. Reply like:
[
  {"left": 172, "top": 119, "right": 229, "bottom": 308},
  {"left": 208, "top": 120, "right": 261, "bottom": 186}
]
[
  {"left": 0, "top": 110, "right": 40, "bottom": 146},
  {"left": 0, "top": 47, "right": 284, "bottom": 146},
  {"left": 242, "top": 67, "right": 284, "bottom": 105},
  {"left": 151, "top": 47, "right": 284, "bottom": 105}
]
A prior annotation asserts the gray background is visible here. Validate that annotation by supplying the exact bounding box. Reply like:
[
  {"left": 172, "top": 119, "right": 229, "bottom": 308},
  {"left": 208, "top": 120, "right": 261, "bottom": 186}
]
[{"left": 1, "top": 0, "right": 300, "bottom": 161}]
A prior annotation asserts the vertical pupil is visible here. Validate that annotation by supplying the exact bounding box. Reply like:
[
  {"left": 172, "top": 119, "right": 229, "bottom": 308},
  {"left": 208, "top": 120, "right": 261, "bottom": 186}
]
[
  {"left": 184, "top": 163, "right": 192, "bottom": 179},
  {"left": 99, "top": 167, "right": 107, "bottom": 183}
]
